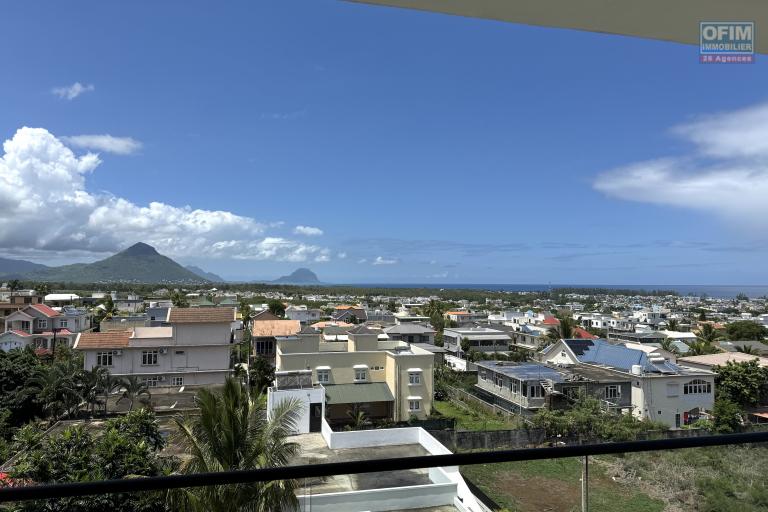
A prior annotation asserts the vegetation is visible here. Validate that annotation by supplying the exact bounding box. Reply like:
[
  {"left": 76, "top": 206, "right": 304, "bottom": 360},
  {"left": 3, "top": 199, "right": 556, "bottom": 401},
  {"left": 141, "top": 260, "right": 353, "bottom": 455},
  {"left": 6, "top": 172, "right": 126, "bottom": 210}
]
[
  {"left": 712, "top": 360, "right": 768, "bottom": 407},
  {"left": 173, "top": 378, "right": 301, "bottom": 511},
  {"left": 267, "top": 299, "right": 286, "bottom": 317},
  {"left": 725, "top": 320, "right": 768, "bottom": 341},
  {"left": 10, "top": 410, "right": 172, "bottom": 511}
]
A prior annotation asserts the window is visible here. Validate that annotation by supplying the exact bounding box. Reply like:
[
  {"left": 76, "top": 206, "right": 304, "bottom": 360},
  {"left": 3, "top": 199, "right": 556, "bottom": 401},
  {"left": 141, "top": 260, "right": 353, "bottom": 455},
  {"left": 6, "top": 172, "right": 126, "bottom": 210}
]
[
  {"left": 317, "top": 369, "right": 330, "bottom": 383},
  {"left": 143, "top": 377, "right": 159, "bottom": 388},
  {"left": 666, "top": 383, "right": 680, "bottom": 397},
  {"left": 354, "top": 368, "right": 367, "bottom": 381},
  {"left": 255, "top": 340, "right": 275, "bottom": 355},
  {"left": 510, "top": 379, "right": 519, "bottom": 394},
  {"left": 529, "top": 385, "right": 544, "bottom": 398},
  {"left": 37, "top": 319, "right": 47, "bottom": 329},
  {"left": 605, "top": 385, "right": 620, "bottom": 399},
  {"left": 97, "top": 351, "right": 113, "bottom": 366},
  {"left": 495, "top": 374, "right": 504, "bottom": 388},
  {"left": 59, "top": 320, "right": 68, "bottom": 328},
  {"left": 408, "top": 400, "right": 421, "bottom": 412},
  {"left": 20, "top": 321, "right": 30, "bottom": 331},
  {"left": 408, "top": 372, "right": 421, "bottom": 385},
  {"left": 683, "top": 379, "right": 711, "bottom": 395},
  {"left": 175, "top": 350, "right": 185, "bottom": 355},
  {"left": 171, "top": 376, "right": 184, "bottom": 387},
  {"left": 142, "top": 350, "right": 159, "bottom": 365}
]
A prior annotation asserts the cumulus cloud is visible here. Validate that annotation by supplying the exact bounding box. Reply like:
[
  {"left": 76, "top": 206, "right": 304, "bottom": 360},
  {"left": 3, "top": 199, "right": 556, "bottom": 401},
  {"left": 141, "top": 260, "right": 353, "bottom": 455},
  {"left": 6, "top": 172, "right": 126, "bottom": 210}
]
[
  {"left": 62, "top": 135, "right": 142, "bottom": 155},
  {"left": 372, "top": 256, "right": 398, "bottom": 265},
  {"left": 594, "top": 102, "right": 768, "bottom": 229},
  {"left": 52, "top": 82, "right": 94, "bottom": 100},
  {"left": 293, "top": 225, "right": 324, "bottom": 236},
  {"left": 0, "top": 127, "right": 330, "bottom": 262}
]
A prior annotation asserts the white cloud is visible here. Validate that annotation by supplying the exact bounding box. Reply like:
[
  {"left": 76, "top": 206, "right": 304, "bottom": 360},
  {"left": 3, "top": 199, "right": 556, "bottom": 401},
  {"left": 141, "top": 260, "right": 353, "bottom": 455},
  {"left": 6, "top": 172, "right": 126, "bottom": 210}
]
[
  {"left": 357, "top": 258, "right": 367, "bottom": 264},
  {"left": 373, "top": 256, "right": 398, "bottom": 265},
  {"left": 62, "top": 135, "right": 142, "bottom": 155},
  {"left": 594, "top": 102, "right": 768, "bottom": 229},
  {"left": 337, "top": 252, "right": 347, "bottom": 259},
  {"left": 293, "top": 225, "right": 324, "bottom": 236},
  {"left": 52, "top": 82, "right": 94, "bottom": 100},
  {"left": 0, "top": 127, "right": 330, "bottom": 262}
]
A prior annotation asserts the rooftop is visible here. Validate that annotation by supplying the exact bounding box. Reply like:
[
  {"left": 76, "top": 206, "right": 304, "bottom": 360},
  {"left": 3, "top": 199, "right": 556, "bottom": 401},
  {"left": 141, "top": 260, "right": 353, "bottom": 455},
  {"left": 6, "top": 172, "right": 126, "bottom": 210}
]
[
  {"left": 251, "top": 319, "right": 301, "bottom": 337},
  {"left": 476, "top": 361, "right": 565, "bottom": 382},
  {"left": 167, "top": 307, "right": 235, "bottom": 323},
  {"left": 74, "top": 331, "right": 131, "bottom": 349},
  {"left": 678, "top": 352, "right": 768, "bottom": 368}
]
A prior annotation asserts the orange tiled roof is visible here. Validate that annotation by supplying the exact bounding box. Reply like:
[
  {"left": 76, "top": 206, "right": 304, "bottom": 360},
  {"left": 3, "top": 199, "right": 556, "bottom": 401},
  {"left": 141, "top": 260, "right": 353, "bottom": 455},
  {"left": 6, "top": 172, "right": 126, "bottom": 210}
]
[
  {"left": 75, "top": 331, "right": 131, "bottom": 349},
  {"left": 167, "top": 307, "right": 235, "bottom": 323},
  {"left": 30, "top": 304, "right": 60, "bottom": 317},
  {"left": 310, "top": 321, "right": 352, "bottom": 328},
  {"left": 446, "top": 311, "right": 470, "bottom": 315},
  {"left": 251, "top": 320, "right": 301, "bottom": 337}
]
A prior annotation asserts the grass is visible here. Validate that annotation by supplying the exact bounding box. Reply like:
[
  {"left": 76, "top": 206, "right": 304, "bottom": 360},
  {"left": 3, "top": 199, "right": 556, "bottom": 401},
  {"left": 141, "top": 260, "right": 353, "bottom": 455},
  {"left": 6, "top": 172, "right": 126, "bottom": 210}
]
[
  {"left": 432, "top": 400, "right": 520, "bottom": 431},
  {"left": 462, "top": 457, "right": 664, "bottom": 512}
]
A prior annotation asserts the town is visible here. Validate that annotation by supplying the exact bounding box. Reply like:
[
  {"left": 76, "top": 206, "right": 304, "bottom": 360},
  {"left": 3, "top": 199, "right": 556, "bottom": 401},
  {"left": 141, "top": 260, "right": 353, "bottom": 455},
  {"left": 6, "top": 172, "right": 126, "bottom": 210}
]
[{"left": 1, "top": 272, "right": 767, "bottom": 511}]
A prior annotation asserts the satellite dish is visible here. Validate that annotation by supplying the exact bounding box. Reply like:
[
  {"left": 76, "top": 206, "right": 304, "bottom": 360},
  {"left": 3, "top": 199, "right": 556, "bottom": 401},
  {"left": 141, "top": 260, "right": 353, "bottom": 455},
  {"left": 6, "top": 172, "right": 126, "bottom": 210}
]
[{"left": 178, "top": 386, "right": 185, "bottom": 393}]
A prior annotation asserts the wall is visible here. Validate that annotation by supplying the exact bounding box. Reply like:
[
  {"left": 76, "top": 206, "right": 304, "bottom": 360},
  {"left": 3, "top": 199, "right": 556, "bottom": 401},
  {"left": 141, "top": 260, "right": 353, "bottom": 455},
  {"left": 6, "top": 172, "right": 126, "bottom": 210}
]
[
  {"left": 173, "top": 323, "right": 230, "bottom": 346},
  {"left": 297, "top": 483, "right": 457, "bottom": 512},
  {"left": 632, "top": 374, "right": 715, "bottom": 428},
  {"left": 267, "top": 387, "right": 324, "bottom": 434}
]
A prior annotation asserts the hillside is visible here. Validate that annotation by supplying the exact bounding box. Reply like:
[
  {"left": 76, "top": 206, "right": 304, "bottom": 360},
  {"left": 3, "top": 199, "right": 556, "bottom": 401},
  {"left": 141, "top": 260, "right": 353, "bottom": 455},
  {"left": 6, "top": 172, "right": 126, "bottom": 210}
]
[
  {"left": 185, "top": 265, "right": 225, "bottom": 282},
  {"left": 273, "top": 268, "right": 321, "bottom": 285},
  {"left": 25, "top": 243, "right": 209, "bottom": 283},
  {"left": 0, "top": 257, "right": 50, "bottom": 278}
]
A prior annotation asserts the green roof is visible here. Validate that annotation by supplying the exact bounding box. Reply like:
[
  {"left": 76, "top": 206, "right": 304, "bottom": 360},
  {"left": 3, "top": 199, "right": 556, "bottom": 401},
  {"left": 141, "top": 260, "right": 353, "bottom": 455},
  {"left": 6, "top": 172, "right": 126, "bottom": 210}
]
[{"left": 324, "top": 383, "right": 394, "bottom": 405}]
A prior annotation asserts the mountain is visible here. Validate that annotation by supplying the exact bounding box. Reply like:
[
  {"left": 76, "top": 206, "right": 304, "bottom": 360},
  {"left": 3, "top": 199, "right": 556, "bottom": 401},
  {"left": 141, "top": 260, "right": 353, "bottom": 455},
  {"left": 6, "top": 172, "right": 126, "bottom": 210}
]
[
  {"left": 23, "top": 243, "right": 210, "bottom": 283},
  {"left": 185, "top": 265, "right": 225, "bottom": 282},
  {"left": 273, "top": 268, "right": 321, "bottom": 285},
  {"left": 0, "top": 257, "right": 50, "bottom": 278}
]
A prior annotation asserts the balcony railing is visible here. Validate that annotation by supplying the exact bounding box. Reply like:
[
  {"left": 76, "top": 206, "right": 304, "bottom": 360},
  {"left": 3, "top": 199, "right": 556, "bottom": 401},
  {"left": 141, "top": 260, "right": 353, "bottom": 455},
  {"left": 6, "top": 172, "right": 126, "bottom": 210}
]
[{"left": 1, "top": 431, "right": 767, "bottom": 505}]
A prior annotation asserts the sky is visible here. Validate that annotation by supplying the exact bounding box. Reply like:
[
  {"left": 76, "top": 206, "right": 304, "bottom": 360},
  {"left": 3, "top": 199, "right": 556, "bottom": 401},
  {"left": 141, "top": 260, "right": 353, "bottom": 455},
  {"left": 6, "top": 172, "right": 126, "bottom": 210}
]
[{"left": 1, "top": 1, "right": 767, "bottom": 285}]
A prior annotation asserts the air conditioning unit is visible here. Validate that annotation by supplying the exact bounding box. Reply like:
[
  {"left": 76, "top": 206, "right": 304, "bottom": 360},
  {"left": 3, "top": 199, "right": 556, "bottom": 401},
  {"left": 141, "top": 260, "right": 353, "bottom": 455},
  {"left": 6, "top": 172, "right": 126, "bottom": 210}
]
[
  {"left": 113, "top": 350, "right": 122, "bottom": 356},
  {"left": 160, "top": 348, "right": 168, "bottom": 354}
]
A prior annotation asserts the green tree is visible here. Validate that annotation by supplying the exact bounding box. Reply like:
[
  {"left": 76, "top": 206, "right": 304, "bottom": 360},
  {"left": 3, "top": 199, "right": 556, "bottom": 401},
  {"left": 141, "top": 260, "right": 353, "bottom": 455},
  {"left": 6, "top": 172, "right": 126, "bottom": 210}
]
[
  {"left": 174, "top": 378, "right": 301, "bottom": 512},
  {"left": 250, "top": 355, "right": 275, "bottom": 393},
  {"left": 267, "top": 299, "right": 286, "bottom": 317},
  {"left": 546, "top": 316, "right": 575, "bottom": 342},
  {"left": 666, "top": 318, "right": 679, "bottom": 331},
  {"left": 713, "top": 360, "right": 768, "bottom": 407},
  {"left": 8, "top": 279, "right": 20, "bottom": 292},
  {"left": 711, "top": 397, "right": 743, "bottom": 433},
  {"left": 736, "top": 344, "right": 758, "bottom": 355},
  {"left": 658, "top": 338, "right": 678, "bottom": 354},
  {"left": 117, "top": 376, "right": 151, "bottom": 411},
  {"left": 170, "top": 291, "right": 189, "bottom": 308},
  {"left": 697, "top": 323, "right": 723, "bottom": 344},
  {"left": 386, "top": 301, "right": 398, "bottom": 313},
  {"left": 0, "top": 348, "right": 45, "bottom": 427},
  {"left": 726, "top": 321, "right": 768, "bottom": 341}
]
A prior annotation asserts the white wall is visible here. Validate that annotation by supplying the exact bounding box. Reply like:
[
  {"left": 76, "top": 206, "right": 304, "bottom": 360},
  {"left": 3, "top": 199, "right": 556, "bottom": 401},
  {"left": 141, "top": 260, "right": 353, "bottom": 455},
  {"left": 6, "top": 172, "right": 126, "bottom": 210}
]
[
  {"left": 267, "top": 387, "right": 324, "bottom": 434},
  {"left": 297, "top": 483, "right": 457, "bottom": 512}
]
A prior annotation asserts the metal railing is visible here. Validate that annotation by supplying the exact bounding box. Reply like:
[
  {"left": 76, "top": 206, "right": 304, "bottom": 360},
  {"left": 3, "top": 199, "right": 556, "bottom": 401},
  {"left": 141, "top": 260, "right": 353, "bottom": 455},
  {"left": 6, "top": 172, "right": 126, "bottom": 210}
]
[{"left": 1, "top": 431, "right": 767, "bottom": 503}]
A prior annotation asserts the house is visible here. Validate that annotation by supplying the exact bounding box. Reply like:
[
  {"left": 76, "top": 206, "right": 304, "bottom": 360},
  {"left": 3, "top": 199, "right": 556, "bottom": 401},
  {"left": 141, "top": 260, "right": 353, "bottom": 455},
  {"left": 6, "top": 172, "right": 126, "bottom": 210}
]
[
  {"left": 114, "top": 294, "right": 144, "bottom": 314},
  {"left": 0, "top": 293, "right": 43, "bottom": 331},
  {"left": 1, "top": 304, "right": 89, "bottom": 353},
  {"left": 443, "top": 327, "right": 511, "bottom": 357},
  {"left": 252, "top": 309, "right": 280, "bottom": 322},
  {"left": 719, "top": 340, "right": 768, "bottom": 356},
  {"left": 43, "top": 293, "right": 81, "bottom": 307},
  {"left": 331, "top": 305, "right": 367, "bottom": 323},
  {"left": 677, "top": 352, "right": 768, "bottom": 371},
  {"left": 251, "top": 319, "right": 302, "bottom": 361},
  {"left": 285, "top": 305, "right": 322, "bottom": 324},
  {"left": 541, "top": 338, "right": 715, "bottom": 428},
  {"left": 383, "top": 323, "right": 436, "bottom": 344},
  {"left": 475, "top": 360, "right": 632, "bottom": 415},
  {"left": 273, "top": 324, "right": 435, "bottom": 426},
  {"left": 445, "top": 310, "right": 485, "bottom": 325},
  {"left": 608, "top": 331, "right": 668, "bottom": 345},
  {"left": 74, "top": 307, "right": 235, "bottom": 389}
]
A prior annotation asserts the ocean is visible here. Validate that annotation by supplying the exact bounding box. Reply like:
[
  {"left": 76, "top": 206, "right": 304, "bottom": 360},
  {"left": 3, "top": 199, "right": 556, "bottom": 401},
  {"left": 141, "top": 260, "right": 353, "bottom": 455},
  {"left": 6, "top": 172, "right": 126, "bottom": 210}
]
[{"left": 347, "top": 283, "right": 768, "bottom": 299}]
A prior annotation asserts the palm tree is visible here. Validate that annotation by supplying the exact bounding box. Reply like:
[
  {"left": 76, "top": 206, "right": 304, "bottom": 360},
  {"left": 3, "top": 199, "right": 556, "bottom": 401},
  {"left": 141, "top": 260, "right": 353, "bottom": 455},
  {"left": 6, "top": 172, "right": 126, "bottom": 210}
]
[
  {"left": 658, "top": 338, "right": 679, "bottom": 354},
  {"left": 27, "top": 363, "right": 82, "bottom": 421},
  {"left": 80, "top": 367, "right": 106, "bottom": 416},
  {"left": 546, "top": 316, "right": 575, "bottom": 342},
  {"left": 423, "top": 300, "right": 446, "bottom": 319},
  {"left": 174, "top": 378, "right": 302, "bottom": 511},
  {"left": 696, "top": 323, "right": 723, "bottom": 344},
  {"left": 687, "top": 339, "right": 719, "bottom": 356},
  {"left": 666, "top": 318, "right": 679, "bottom": 331},
  {"left": 736, "top": 344, "right": 758, "bottom": 355},
  {"left": 117, "top": 376, "right": 151, "bottom": 411}
]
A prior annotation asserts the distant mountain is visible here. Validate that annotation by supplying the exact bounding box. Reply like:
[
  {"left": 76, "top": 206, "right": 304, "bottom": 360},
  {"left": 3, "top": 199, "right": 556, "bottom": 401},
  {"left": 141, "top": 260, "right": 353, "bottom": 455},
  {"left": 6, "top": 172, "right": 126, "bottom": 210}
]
[
  {"left": 23, "top": 243, "right": 209, "bottom": 283},
  {"left": 0, "top": 257, "right": 50, "bottom": 278},
  {"left": 185, "top": 265, "right": 225, "bottom": 282},
  {"left": 273, "top": 268, "right": 321, "bottom": 285}
]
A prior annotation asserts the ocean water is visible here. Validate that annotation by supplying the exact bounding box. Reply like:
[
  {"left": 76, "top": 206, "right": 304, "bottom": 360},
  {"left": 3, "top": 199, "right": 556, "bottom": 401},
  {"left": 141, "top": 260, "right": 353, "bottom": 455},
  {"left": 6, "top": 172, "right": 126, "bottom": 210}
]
[{"left": 349, "top": 283, "right": 768, "bottom": 299}]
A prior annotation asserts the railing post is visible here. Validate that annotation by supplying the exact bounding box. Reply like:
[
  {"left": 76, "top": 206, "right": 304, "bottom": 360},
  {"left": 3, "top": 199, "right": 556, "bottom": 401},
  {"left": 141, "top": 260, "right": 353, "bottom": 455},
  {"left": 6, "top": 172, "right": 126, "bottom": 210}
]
[{"left": 581, "top": 455, "right": 589, "bottom": 512}]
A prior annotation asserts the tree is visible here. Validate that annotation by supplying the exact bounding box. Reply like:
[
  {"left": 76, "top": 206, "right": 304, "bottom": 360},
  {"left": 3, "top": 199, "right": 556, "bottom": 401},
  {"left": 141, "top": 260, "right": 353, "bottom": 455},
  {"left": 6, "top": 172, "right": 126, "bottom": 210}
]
[
  {"left": 666, "top": 318, "right": 679, "bottom": 331},
  {"left": 687, "top": 339, "right": 719, "bottom": 356},
  {"left": 8, "top": 279, "right": 20, "bottom": 292},
  {"left": 713, "top": 360, "right": 768, "bottom": 407},
  {"left": 736, "top": 344, "right": 758, "bottom": 355},
  {"left": 0, "top": 348, "right": 45, "bottom": 427},
  {"left": 460, "top": 337, "right": 471, "bottom": 357},
  {"left": 711, "top": 398, "right": 743, "bottom": 433},
  {"left": 35, "top": 282, "right": 51, "bottom": 296},
  {"left": 267, "top": 299, "right": 286, "bottom": 317},
  {"left": 546, "top": 316, "right": 575, "bottom": 342},
  {"left": 423, "top": 300, "right": 446, "bottom": 319},
  {"left": 11, "top": 410, "right": 170, "bottom": 512},
  {"left": 102, "top": 294, "right": 117, "bottom": 317},
  {"left": 174, "top": 378, "right": 301, "bottom": 511},
  {"left": 697, "top": 323, "right": 723, "bottom": 344},
  {"left": 26, "top": 361, "right": 82, "bottom": 421},
  {"left": 699, "top": 311, "right": 707, "bottom": 321},
  {"left": 726, "top": 321, "right": 768, "bottom": 341},
  {"left": 658, "top": 338, "right": 678, "bottom": 354},
  {"left": 117, "top": 376, "right": 151, "bottom": 411},
  {"left": 386, "top": 301, "right": 398, "bottom": 313},
  {"left": 170, "top": 291, "right": 189, "bottom": 308},
  {"left": 250, "top": 355, "right": 275, "bottom": 393}
]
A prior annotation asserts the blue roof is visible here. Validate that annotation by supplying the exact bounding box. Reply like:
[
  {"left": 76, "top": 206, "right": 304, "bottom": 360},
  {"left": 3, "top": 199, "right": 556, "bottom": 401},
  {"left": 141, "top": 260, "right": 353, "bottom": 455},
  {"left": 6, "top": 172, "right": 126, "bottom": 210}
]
[
  {"left": 476, "top": 361, "right": 564, "bottom": 382},
  {"left": 564, "top": 338, "right": 682, "bottom": 374}
]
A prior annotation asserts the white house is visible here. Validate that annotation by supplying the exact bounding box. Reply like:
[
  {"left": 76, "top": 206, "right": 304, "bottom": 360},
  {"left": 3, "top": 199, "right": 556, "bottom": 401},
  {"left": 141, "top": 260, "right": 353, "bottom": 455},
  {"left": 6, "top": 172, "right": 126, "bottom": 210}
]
[
  {"left": 74, "top": 307, "right": 235, "bottom": 388},
  {"left": 541, "top": 338, "right": 715, "bottom": 429}
]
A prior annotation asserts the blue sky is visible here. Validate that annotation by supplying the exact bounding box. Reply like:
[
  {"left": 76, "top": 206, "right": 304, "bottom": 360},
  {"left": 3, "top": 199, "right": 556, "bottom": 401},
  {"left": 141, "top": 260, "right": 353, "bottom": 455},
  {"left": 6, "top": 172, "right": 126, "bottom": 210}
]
[{"left": 1, "top": 0, "right": 767, "bottom": 284}]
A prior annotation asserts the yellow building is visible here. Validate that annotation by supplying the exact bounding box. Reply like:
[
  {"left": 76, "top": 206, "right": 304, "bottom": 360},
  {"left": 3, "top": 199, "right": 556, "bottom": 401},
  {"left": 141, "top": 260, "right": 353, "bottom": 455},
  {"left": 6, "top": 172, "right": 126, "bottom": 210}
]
[{"left": 275, "top": 324, "right": 435, "bottom": 425}]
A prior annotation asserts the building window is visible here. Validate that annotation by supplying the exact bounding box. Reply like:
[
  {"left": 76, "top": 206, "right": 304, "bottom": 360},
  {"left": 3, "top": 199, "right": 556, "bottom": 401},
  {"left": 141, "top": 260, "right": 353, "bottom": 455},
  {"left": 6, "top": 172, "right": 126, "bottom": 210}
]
[
  {"left": 408, "top": 400, "right": 421, "bottom": 412},
  {"left": 529, "top": 385, "right": 544, "bottom": 398},
  {"left": 37, "top": 319, "right": 47, "bottom": 329},
  {"left": 317, "top": 369, "right": 330, "bottom": 384},
  {"left": 605, "top": 385, "right": 620, "bottom": 399},
  {"left": 20, "top": 321, "right": 30, "bottom": 331},
  {"left": 142, "top": 350, "right": 159, "bottom": 366},
  {"left": 175, "top": 350, "right": 185, "bottom": 355},
  {"left": 354, "top": 368, "right": 367, "bottom": 381},
  {"left": 495, "top": 374, "right": 504, "bottom": 388},
  {"left": 59, "top": 320, "right": 68, "bottom": 328},
  {"left": 479, "top": 369, "right": 487, "bottom": 381},
  {"left": 255, "top": 340, "right": 275, "bottom": 355},
  {"left": 408, "top": 372, "right": 421, "bottom": 385},
  {"left": 510, "top": 380, "right": 519, "bottom": 394},
  {"left": 143, "top": 377, "right": 159, "bottom": 388},
  {"left": 171, "top": 376, "right": 184, "bottom": 387},
  {"left": 683, "top": 379, "right": 711, "bottom": 395},
  {"left": 97, "top": 351, "right": 113, "bottom": 366}
]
